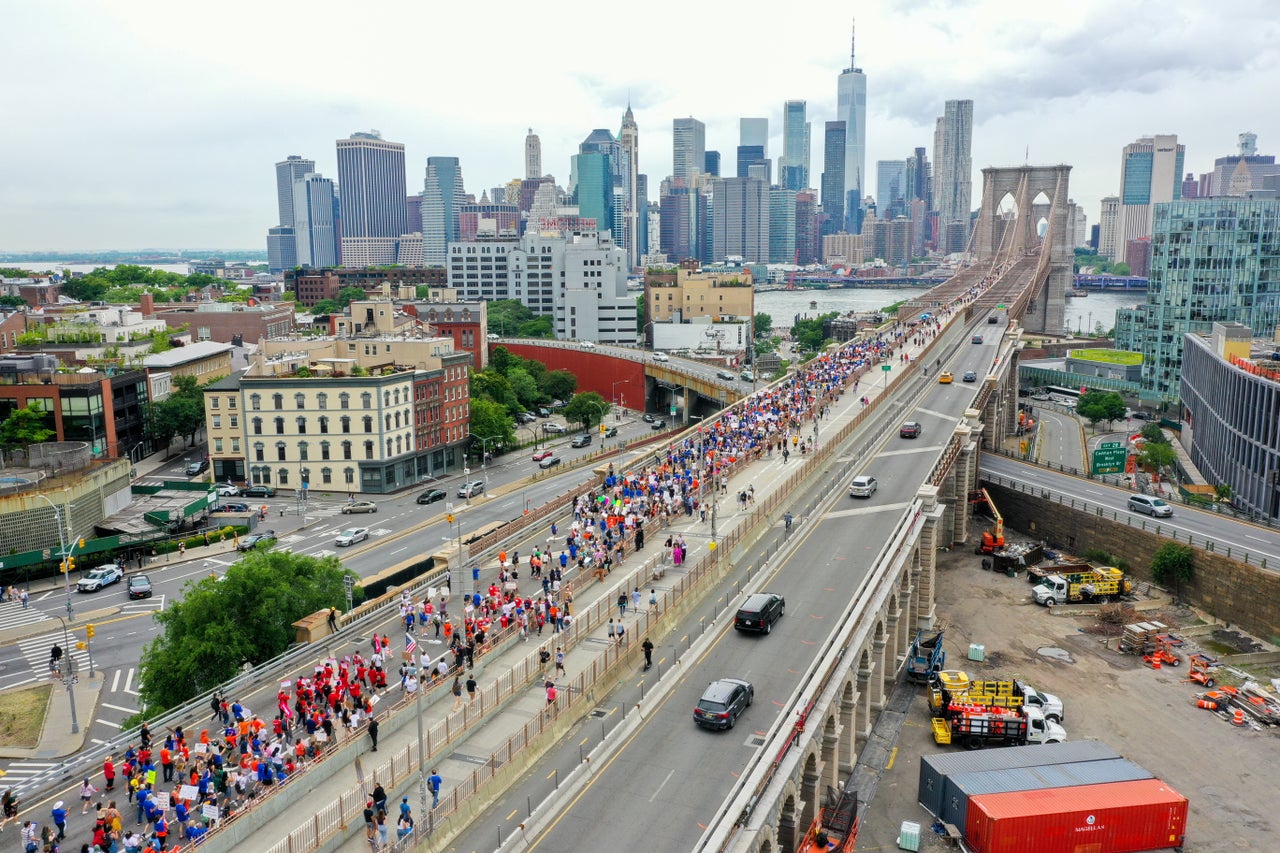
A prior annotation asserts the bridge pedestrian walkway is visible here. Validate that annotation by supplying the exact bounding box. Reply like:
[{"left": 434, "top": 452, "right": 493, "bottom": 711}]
[{"left": 241, "top": 328, "right": 946, "bottom": 853}]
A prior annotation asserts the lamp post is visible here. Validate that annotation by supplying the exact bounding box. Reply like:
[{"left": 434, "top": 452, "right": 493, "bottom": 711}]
[
  {"left": 518, "top": 424, "right": 539, "bottom": 451},
  {"left": 610, "top": 380, "right": 631, "bottom": 413},
  {"left": 51, "top": 614, "right": 80, "bottom": 734},
  {"left": 469, "top": 434, "right": 502, "bottom": 486},
  {"left": 35, "top": 492, "right": 75, "bottom": 623}
]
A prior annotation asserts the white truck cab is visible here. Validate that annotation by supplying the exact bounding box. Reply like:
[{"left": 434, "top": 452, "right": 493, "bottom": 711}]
[
  {"left": 1018, "top": 681, "right": 1065, "bottom": 723},
  {"left": 1023, "top": 706, "right": 1068, "bottom": 744}
]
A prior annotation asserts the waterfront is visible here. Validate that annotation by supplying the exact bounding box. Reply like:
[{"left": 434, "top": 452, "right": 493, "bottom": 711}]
[{"left": 4, "top": 261, "right": 239, "bottom": 275}]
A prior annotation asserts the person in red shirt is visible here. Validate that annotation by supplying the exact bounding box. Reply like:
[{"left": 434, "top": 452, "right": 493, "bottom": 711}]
[{"left": 103, "top": 757, "right": 116, "bottom": 791}]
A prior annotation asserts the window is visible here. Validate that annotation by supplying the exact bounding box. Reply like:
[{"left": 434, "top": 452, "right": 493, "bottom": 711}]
[
  {"left": 364, "top": 440, "right": 374, "bottom": 459},
  {"left": 384, "top": 391, "right": 391, "bottom": 406},
  {"left": 214, "top": 438, "right": 223, "bottom": 453},
  {"left": 394, "top": 412, "right": 401, "bottom": 429},
  {"left": 321, "top": 441, "right": 331, "bottom": 460},
  {"left": 232, "top": 438, "right": 240, "bottom": 453},
  {"left": 386, "top": 438, "right": 393, "bottom": 456},
  {"left": 252, "top": 417, "right": 263, "bottom": 435},
  {"left": 317, "top": 393, "right": 328, "bottom": 410},
  {"left": 275, "top": 417, "right": 285, "bottom": 434},
  {"left": 339, "top": 393, "right": 350, "bottom": 409},
  {"left": 273, "top": 393, "right": 283, "bottom": 410},
  {"left": 295, "top": 393, "right": 305, "bottom": 410},
  {"left": 342, "top": 441, "right": 352, "bottom": 460},
  {"left": 212, "top": 415, "right": 222, "bottom": 429},
  {"left": 250, "top": 394, "right": 261, "bottom": 411},
  {"left": 363, "top": 415, "right": 373, "bottom": 432},
  {"left": 341, "top": 416, "right": 351, "bottom": 434},
  {"left": 210, "top": 397, "right": 220, "bottom": 410},
  {"left": 228, "top": 397, "right": 237, "bottom": 409},
  {"left": 254, "top": 442, "right": 265, "bottom": 462},
  {"left": 276, "top": 441, "right": 287, "bottom": 461},
  {"left": 321, "top": 467, "right": 332, "bottom": 484},
  {"left": 297, "top": 416, "right": 307, "bottom": 434},
  {"left": 278, "top": 468, "right": 289, "bottom": 485},
  {"left": 385, "top": 414, "right": 391, "bottom": 430},
  {"left": 361, "top": 392, "right": 372, "bottom": 408},
  {"left": 393, "top": 389, "right": 401, "bottom": 405},
  {"left": 230, "top": 415, "right": 238, "bottom": 429},
  {"left": 319, "top": 416, "right": 329, "bottom": 434},
  {"left": 344, "top": 468, "right": 355, "bottom": 485},
  {"left": 299, "top": 442, "right": 309, "bottom": 461}
]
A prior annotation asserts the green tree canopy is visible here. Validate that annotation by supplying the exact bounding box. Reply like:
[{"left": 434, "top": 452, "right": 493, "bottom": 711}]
[
  {"left": 754, "top": 312, "right": 773, "bottom": 338},
  {"left": 792, "top": 312, "right": 837, "bottom": 352},
  {"left": 311, "top": 299, "right": 341, "bottom": 315},
  {"left": 138, "top": 550, "right": 355, "bottom": 712},
  {"left": 507, "top": 367, "right": 541, "bottom": 408},
  {"left": 1076, "top": 390, "right": 1127, "bottom": 429},
  {"left": 0, "top": 295, "right": 28, "bottom": 308},
  {"left": 472, "top": 369, "right": 518, "bottom": 411},
  {"left": 0, "top": 401, "right": 55, "bottom": 451},
  {"left": 488, "top": 299, "right": 534, "bottom": 336},
  {"left": 517, "top": 316, "right": 554, "bottom": 338},
  {"left": 563, "top": 391, "right": 609, "bottom": 429},
  {"left": 1149, "top": 541, "right": 1194, "bottom": 601},
  {"left": 468, "top": 397, "right": 515, "bottom": 450},
  {"left": 1139, "top": 423, "right": 1167, "bottom": 444},
  {"left": 538, "top": 369, "right": 577, "bottom": 401},
  {"left": 1139, "top": 440, "right": 1177, "bottom": 474},
  {"left": 489, "top": 347, "right": 517, "bottom": 376},
  {"left": 336, "top": 286, "right": 367, "bottom": 308}
]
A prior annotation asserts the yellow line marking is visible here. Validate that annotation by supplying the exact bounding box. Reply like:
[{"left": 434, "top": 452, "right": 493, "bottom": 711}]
[
  {"left": 885, "top": 746, "right": 898, "bottom": 770},
  {"left": 505, "top": 808, "right": 518, "bottom": 821}
]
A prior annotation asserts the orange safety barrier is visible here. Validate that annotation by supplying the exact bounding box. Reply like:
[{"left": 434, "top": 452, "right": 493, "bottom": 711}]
[{"left": 1233, "top": 708, "right": 1245, "bottom": 726}]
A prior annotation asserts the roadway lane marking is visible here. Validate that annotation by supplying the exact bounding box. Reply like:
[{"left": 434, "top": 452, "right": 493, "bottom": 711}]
[
  {"left": 1246, "top": 535, "right": 1269, "bottom": 543},
  {"left": 648, "top": 769, "right": 675, "bottom": 803},
  {"left": 916, "top": 407, "right": 952, "bottom": 420},
  {"left": 879, "top": 445, "right": 947, "bottom": 457},
  {"left": 886, "top": 746, "right": 899, "bottom": 770},
  {"left": 825, "top": 502, "right": 912, "bottom": 519},
  {"left": 101, "top": 702, "right": 138, "bottom": 715},
  {"left": 95, "top": 718, "right": 122, "bottom": 729},
  {"left": 111, "top": 670, "right": 121, "bottom": 692}
]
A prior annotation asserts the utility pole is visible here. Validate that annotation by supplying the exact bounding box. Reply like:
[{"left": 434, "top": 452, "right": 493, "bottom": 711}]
[{"left": 36, "top": 493, "right": 75, "bottom": 623}]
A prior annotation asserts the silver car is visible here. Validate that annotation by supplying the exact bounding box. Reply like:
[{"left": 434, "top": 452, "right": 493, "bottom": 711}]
[
  {"left": 458, "top": 480, "right": 486, "bottom": 499},
  {"left": 848, "top": 475, "right": 878, "bottom": 498},
  {"left": 335, "top": 527, "right": 370, "bottom": 547}
]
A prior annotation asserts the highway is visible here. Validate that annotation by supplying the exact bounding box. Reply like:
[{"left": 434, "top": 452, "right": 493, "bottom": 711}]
[{"left": 447, "top": 322, "right": 1007, "bottom": 850}]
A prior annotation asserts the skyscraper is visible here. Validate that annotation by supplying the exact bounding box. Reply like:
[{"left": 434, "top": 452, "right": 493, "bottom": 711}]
[
  {"left": 572, "top": 152, "right": 614, "bottom": 235},
  {"left": 1098, "top": 196, "right": 1120, "bottom": 260},
  {"left": 769, "top": 188, "right": 797, "bottom": 263},
  {"left": 673, "top": 117, "right": 706, "bottom": 182},
  {"left": 1115, "top": 134, "right": 1185, "bottom": 264},
  {"left": 712, "top": 177, "right": 769, "bottom": 263},
  {"left": 737, "top": 145, "right": 767, "bottom": 180},
  {"left": 292, "top": 173, "right": 339, "bottom": 268},
  {"left": 421, "top": 156, "right": 467, "bottom": 265},
  {"left": 876, "top": 160, "right": 907, "bottom": 219},
  {"left": 704, "top": 151, "right": 721, "bottom": 177},
  {"left": 740, "top": 118, "right": 768, "bottom": 155},
  {"left": 933, "top": 99, "right": 974, "bottom": 254},
  {"left": 276, "top": 155, "right": 315, "bottom": 233},
  {"left": 821, "top": 121, "right": 846, "bottom": 236},
  {"left": 619, "top": 107, "right": 640, "bottom": 267},
  {"left": 525, "top": 128, "right": 542, "bottom": 180},
  {"left": 905, "top": 147, "right": 931, "bottom": 206},
  {"left": 781, "top": 100, "right": 811, "bottom": 191},
  {"left": 336, "top": 131, "right": 408, "bottom": 265},
  {"left": 836, "top": 22, "right": 867, "bottom": 232}
]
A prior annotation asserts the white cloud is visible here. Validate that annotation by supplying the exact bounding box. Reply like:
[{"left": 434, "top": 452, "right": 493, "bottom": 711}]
[{"left": 2, "top": 0, "right": 1278, "bottom": 250}]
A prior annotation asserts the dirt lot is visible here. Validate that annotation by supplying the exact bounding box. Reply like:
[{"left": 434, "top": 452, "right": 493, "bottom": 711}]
[{"left": 856, "top": 545, "right": 1280, "bottom": 852}]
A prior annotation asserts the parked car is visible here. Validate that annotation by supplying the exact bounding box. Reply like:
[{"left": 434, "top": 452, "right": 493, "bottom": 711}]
[
  {"left": 972, "top": 334, "right": 984, "bottom": 344},
  {"left": 77, "top": 565, "right": 123, "bottom": 593},
  {"left": 543, "top": 423, "right": 567, "bottom": 435},
  {"left": 516, "top": 411, "right": 537, "bottom": 424},
  {"left": 1128, "top": 494, "right": 1173, "bottom": 518},
  {"left": 243, "top": 485, "right": 276, "bottom": 499},
  {"left": 342, "top": 500, "right": 378, "bottom": 514},
  {"left": 126, "top": 574, "right": 153, "bottom": 599},
  {"left": 236, "top": 530, "right": 278, "bottom": 551},
  {"left": 571, "top": 434, "right": 592, "bottom": 448},
  {"left": 458, "top": 480, "right": 485, "bottom": 499},
  {"left": 216, "top": 483, "right": 241, "bottom": 497},
  {"left": 604, "top": 426, "right": 618, "bottom": 438},
  {"left": 532, "top": 449, "right": 555, "bottom": 462},
  {"left": 537, "top": 407, "right": 552, "bottom": 418},
  {"left": 641, "top": 413, "right": 658, "bottom": 424},
  {"left": 848, "top": 475, "right": 878, "bottom": 498},
  {"left": 900, "top": 422, "right": 923, "bottom": 439},
  {"left": 651, "top": 419, "right": 667, "bottom": 430},
  {"left": 734, "top": 592, "right": 785, "bottom": 634},
  {"left": 580, "top": 340, "right": 596, "bottom": 348},
  {"left": 652, "top": 352, "right": 670, "bottom": 362},
  {"left": 938, "top": 371, "right": 954, "bottom": 383},
  {"left": 963, "top": 370, "right": 978, "bottom": 382},
  {"left": 186, "top": 458, "right": 209, "bottom": 476},
  {"left": 335, "top": 527, "right": 370, "bottom": 547},
  {"left": 693, "top": 678, "right": 754, "bottom": 730},
  {"left": 416, "top": 488, "right": 447, "bottom": 505},
  {"left": 217, "top": 502, "right": 250, "bottom": 513},
  {"left": 539, "top": 456, "right": 562, "bottom": 470}
]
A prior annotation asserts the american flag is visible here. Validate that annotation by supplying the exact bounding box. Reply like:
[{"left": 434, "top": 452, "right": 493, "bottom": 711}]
[{"left": 405, "top": 633, "right": 417, "bottom": 654}]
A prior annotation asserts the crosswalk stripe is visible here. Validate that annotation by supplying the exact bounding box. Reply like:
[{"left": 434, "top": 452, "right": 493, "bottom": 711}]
[
  {"left": 15, "top": 631, "right": 91, "bottom": 678},
  {"left": 0, "top": 601, "right": 52, "bottom": 631}
]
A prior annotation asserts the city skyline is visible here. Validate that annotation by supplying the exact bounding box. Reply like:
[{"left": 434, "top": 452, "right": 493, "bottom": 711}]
[{"left": 3, "top": 0, "right": 1278, "bottom": 250}]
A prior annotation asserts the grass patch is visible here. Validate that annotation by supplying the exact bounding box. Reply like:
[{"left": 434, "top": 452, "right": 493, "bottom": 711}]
[
  {"left": 1070, "top": 348, "right": 1142, "bottom": 365},
  {"left": 1203, "top": 640, "right": 1239, "bottom": 657},
  {"left": 0, "top": 683, "right": 52, "bottom": 748}
]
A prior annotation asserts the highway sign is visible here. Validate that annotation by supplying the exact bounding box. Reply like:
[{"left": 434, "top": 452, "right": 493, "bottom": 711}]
[
  {"left": 881, "top": 364, "right": 891, "bottom": 371},
  {"left": 1100, "top": 441, "right": 1123, "bottom": 449},
  {"left": 1092, "top": 446, "right": 1127, "bottom": 474}
]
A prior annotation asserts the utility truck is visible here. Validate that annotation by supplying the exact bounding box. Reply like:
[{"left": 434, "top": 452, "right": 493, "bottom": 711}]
[
  {"left": 931, "top": 702, "right": 1067, "bottom": 749},
  {"left": 929, "top": 671, "right": 1066, "bottom": 723},
  {"left": 1032, "top": 566, "right": 1131, "bottom": 606}
]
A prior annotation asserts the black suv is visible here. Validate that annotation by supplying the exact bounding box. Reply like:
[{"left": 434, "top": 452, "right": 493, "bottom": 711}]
[
  {"left": 693, "top": 678, "right": 754, "bottom": 730},
  {"left": 417, "top": 488, "right": 447, "bottom": 505},
  {"left": 571, "top": 433, "right": 592, "bottom": 448},
  {"left": 734, "top": 592, "right": 785, "bottom": 634}
]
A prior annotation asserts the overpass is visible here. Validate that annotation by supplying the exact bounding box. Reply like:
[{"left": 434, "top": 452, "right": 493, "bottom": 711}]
[{"left": 493, "top": 337, "right": 746, "bottom": 419}]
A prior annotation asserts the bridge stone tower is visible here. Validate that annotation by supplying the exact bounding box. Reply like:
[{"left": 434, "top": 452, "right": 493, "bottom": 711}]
[{"left": 972, "top": 164, "right": 1071, "bottom": 335}]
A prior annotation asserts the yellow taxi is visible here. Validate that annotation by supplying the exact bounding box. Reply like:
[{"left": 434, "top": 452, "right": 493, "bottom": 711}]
[{"left": 938, "top": 371, "right": 953, "bottom": 384}]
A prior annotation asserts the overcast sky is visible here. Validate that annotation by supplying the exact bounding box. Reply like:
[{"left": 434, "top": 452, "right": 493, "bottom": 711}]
[{"left": 4, "top": 0, "right": 1279, "bottom": 253}]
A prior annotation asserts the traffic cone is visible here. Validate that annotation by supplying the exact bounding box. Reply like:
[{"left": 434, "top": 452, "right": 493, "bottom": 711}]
[
  {"left": 1196, "top": 699, "right": 1218, "bottom": 711},
  {"left": 1233, "top": 708, "right": 1245, "bottom": 726},
  {"left": 1150, "top": 656, "right": 1161, "bottom": 670}
]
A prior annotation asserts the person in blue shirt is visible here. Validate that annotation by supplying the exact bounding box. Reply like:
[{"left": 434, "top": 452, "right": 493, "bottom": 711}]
[
  {"left": 427, "top": 770, "right": 443, "bottom": 808},
  {"left": 399, "top": 797, "right": 411, "bottom": 820},
  {"left": 51, "top": 800, "right": 67, "bottom": 840}
]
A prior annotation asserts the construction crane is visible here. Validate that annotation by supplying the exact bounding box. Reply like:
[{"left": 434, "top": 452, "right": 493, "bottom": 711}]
[{"left": 969, "top": 488, "right": 1005, "bottom": 553}]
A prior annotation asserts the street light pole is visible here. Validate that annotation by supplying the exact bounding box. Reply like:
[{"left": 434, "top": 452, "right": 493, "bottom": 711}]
[
  {"left": 36, "top": 492, "right": 75, "bottom": 623},
  {"left": 51, "top": 614, "right": 79, "bottom": 734}
]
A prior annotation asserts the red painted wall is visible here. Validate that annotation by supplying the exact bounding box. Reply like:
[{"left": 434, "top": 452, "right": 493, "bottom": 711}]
[{"left": 496, "top": 344, "right": 646, "bottom": 409}]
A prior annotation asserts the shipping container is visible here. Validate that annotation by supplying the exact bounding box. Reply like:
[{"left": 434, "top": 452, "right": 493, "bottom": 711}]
[
  {"left": 918, "top": 741, "right": 1119, "bottom": 817},
  {"left": 965, "top": 779, "right": 1188, "bottom": 853},
  {"left": 940, "top": 758, "right": 1153, "bottom": 830}
]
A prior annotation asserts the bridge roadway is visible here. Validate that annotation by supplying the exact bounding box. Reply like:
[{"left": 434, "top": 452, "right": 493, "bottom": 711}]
[{"left": 441, "top": 319, "right": 1008, "bottom": 851}]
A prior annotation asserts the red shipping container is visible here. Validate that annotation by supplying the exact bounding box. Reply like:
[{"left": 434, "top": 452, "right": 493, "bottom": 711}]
[{"left": 965, "top": 778, "right": 1188, "bottom": 853}]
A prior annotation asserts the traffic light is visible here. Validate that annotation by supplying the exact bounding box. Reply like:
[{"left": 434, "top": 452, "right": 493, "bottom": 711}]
[
  {"left": 78, "top": 538, "right": 85, "bottom": 549},
  {"left": 86, "top": 624, "right": 95, "bottom": 640},
  {"left": 67, "top": 556, "right": 75, "bottom": 572},
  {"left": 76, "top": 641, "right": 86, "bottom": 651}
]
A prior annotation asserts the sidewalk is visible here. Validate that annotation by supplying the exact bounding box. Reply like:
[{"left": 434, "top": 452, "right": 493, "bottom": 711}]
[{"left": 235, "top": 331, "right": 942, "bottom": 853}]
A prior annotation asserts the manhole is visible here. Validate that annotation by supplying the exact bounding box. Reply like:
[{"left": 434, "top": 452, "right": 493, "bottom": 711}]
[
  {"left": 1037, "top": 646, "right": 1075, "bottom": 664},
  {"left": 747, "top": 735, "right": 766, "bottom": 747},
  {"left": 589, "top": 708, "right": 608, "bottom": 719}
]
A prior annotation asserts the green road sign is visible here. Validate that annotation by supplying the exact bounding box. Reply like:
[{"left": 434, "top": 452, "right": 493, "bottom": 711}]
[
  {"left": 881, "top": 364, "right": 892, "bottom": 371},
  {"left": 1100, "top": 441, "right": 1124, "bottom": 449},
  {"left": 1092, "top": 446, "right": 1127, "bottom": 474},
  {"left": 996, "top": 304, "right": 1006, "bottom": 310}
]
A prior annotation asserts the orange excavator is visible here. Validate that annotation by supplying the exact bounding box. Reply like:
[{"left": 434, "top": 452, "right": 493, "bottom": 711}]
[{"left": 970, "top": 488, "right": 1005, "bottom": 554}]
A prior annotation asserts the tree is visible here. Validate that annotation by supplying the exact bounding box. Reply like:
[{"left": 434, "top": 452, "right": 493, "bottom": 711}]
[
  {"left": 754, "top": 312, "right": 773, "bottom": 339},
  {"left": 517, "top": 316, "right": 554, "bottom": 338},
  {"left": 563, "top": 392, "right": 609, "bottom": 430},
  {"left": 506, "top": 367, "right": 541, "bottom": 408},
  {"left": 539, "top": 369, "right": 577, "bottom": 402},
  {"left": 1076, "top": 390, "right": 1127, "bottom": 429},
  {"left": 473, "top": 369, "right": 518, "bottom": 412},
  {"left": 1139, "top": 423, "right": 1166, "bottom": 444},
  {"left": 488, "top": 299, "right": 534, "bottom": 337},
  {"left": 0, "top": 295, "right": 27, "bottom": 308},
  {"left": 489, "top": 347, "right": 517, "bottom": 377},
  {"left": 1113, "top": 262, "right": 1131, "bottom": 276},
  {"left": 1138, "top": 441, "right": 1177, "bottom": 477},
  {"left": 0, "top": 402, "right": 55, "bottom": 451},
  {"left": 792, "top": 312, "right": 837, "bottom": 352},
  {"left": 636, "top": 294, "right": 646, "bottom": 335},
  {"left": 468, "top": 398, "right": 515, "bottom": 449},
  {"left": 336, "top": 286, "right": 367, "bottom": 308},
  {"left": 312, "top": 299, "right": 341, "bottom": 315},
  {"left": 138, "top": 550, "right": 355, "bottom": 711},
  {"left": 1149, "top": 541, "right": 1194, "bottom": 602}
]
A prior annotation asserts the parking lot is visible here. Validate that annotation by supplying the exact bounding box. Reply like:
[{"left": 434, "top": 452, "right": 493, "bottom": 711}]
[{"left": 855, "top": 544, "right": 1279, "bottom": 851}]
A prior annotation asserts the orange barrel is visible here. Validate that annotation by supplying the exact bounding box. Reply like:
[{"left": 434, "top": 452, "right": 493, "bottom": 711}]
[
  {"left": 1233, "top": 708, "right": 1245, "bottom": 726},
  {"left": 1196, "top": 699, "right": 1218, "bottom": 711}
]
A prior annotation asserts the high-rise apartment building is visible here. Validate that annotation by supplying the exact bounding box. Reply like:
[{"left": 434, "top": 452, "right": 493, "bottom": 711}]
[
  {"left": 769, "top": 188, "right": 797, "bottom": 263},
  {"left": 421, "top": 156, "right": 467, "bottom": 265},
  {"left": 1098, "top": 196, "right": 1120, "bottom": 260},
  {"left": 659, "top": 182, "right": 707, "bottom": 263},
  {"left": 1115, "top": 134, "right": 1184, "bottom": 265},
  {"left": 336, "top": 131, "right": 408, "bottom": 266},
  {"left": 266, "top": 227, "right": 297, "bottom": 274},
  {"left": 836, "top": 22, "right": 867, "bottom": 232},
  {"left": 821, "top": 121, "right": 847, "bottom": 236},
  {"left": 636, "top": 174, "right": 650, "bottom": 259},
  {"left": 1114, "top": 196, "right": 1280, "bottom": 398},
  {"left": 795, "top": 192, "right": 820, "bottom": 265},
  {"left": 781, "top": 100, "right": 811, "bottom": 191},
  {"left": 525, "top": 128, "right": 542, "bottom": 180},
  {"left": 673, "top": 117, "right": 706, "bottom": 182},
  {"left": 876, "top": 160, "right": 907, "bottom": 219},
  {"left": 933, "top": 99, "right": 974, "bottom": 254},
  {"left": 905, "top": 147, "right": 930, "bottom": 206},
  {"left": 712, "top": 177, "right": 769, "bottom": 263},
  {"left": 292, "top": 173, "right": 339, "bottom": 268}
]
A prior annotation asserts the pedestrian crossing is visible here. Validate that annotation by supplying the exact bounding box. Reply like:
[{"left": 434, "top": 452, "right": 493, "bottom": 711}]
[
  {"left": 0, "top": 599, "right": 51, "bottom": 632},
  {"left": 0, "top": 759, "right": 58, "bottom": 788},
  {"left": 14, "top": 629, "right": 92, "bottom": 681}
]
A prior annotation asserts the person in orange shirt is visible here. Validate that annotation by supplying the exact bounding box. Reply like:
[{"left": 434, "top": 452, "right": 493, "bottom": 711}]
[{"left": 160, "top": 746, "right": 173, "bottom": 782}]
